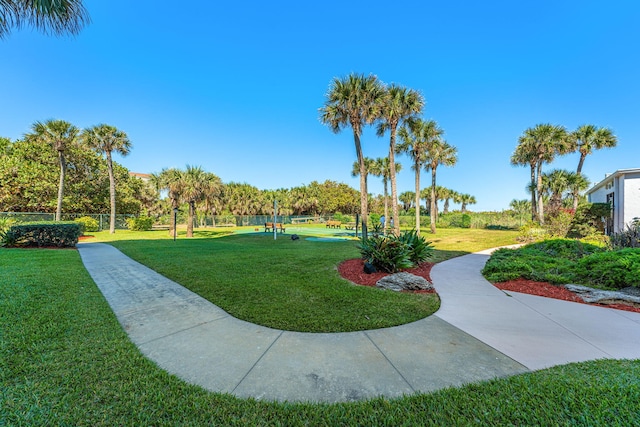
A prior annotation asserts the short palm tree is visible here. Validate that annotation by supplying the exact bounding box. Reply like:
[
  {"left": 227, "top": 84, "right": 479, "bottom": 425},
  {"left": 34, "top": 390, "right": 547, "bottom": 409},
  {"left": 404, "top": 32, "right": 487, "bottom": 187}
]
[
  {"left": 81, "top": 124, "right": 131, "bottom": 234},
  {"left": 566, "top": 172, "right": 590, "bottom": 211},
  {"left": 398, "top": 191, "right": 415, "bottom": 212},
  {"left": 25, "top": 119, "right": 79, "bottom": 221},
  {"left": 376, "top": 85, "right": 423, "bottom": 235},
  {"left": 459, "top": 193, "right": 476, "bottom": 213},
  {"left": 370, "top": 157, "right": 402, "bottom": 233},
  {"left": 425, "top": 141, "right": 458, "bottom": 233},
  {"left": 397, "top": 118, "right": 444, "bottom": 235},
  {"left": 542, "top": 169, "right": 571, "bottom": 214},
  {"left": 509, "top": 199, "right": 531, "bottom": 226},
  {"left": 569, "top": 124, "right": 617, "bottom": 176},
  {"left": 1, "top": 0, "right": 90, "bottom": 38},
  {"left": 157, "top": 168, "right": 184, "bottom": 236},
  {"left": 320, "top": 73, "right": 385, "bottom": 238}
]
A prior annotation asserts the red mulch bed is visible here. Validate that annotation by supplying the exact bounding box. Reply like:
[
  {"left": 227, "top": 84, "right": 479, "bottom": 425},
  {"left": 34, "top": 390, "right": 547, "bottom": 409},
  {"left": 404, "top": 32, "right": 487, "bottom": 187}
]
[
  {"left": 337, "top": 259, "right": 436, "bottom": 294},
  {"left": 338, "top": 258, "right": 640, "bottom": 313},
  {"left": 495, "top": 278, "right": 640, "bottom": 314}
]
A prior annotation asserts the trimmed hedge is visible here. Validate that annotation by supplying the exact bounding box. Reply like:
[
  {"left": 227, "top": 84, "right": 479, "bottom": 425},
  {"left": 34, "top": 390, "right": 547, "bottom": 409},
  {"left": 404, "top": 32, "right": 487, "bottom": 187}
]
[
  {"left": 126, "top": 216, "right": 154, "bottom": 231},
  {"left": 1, "top": 222, "right": 81, "bottom": 248}
]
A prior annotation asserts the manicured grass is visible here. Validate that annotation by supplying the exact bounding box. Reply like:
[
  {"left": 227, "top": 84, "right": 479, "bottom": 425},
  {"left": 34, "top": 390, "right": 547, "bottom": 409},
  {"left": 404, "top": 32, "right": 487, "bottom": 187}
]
[
  {"left": 81, "top": 227, "right": 519, "bottom": 332},
  {"left": 2, "top": 248, "right": 639, "bottom": 425},
  {"left": 105, "top": 233, "right": 440, "bottom": 332}
]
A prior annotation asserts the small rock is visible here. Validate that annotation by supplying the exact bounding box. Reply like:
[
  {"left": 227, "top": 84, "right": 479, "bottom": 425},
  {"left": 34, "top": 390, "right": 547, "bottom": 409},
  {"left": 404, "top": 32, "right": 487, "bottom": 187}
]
[
  {"left": 363, "top": 262, "right": 377, "bottom": 274},
  {"left": 291, "top": 234, "right": 300, "bottom": 240},
  {"left": 376, "top": 272, "right": 433, "bottom": 292}
]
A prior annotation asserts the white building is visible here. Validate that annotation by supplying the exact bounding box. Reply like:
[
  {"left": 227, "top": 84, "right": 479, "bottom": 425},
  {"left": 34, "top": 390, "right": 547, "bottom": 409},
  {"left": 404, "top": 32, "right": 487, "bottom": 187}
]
[{"left": 586, "top": 168, "right": 640, "bottom": 234}]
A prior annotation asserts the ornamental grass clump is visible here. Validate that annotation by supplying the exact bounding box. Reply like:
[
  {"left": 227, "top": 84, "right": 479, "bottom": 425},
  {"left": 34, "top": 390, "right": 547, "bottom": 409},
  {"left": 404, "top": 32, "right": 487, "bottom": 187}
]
[{"left": 358, "top": 230, "right": 433, "bottom": 273}]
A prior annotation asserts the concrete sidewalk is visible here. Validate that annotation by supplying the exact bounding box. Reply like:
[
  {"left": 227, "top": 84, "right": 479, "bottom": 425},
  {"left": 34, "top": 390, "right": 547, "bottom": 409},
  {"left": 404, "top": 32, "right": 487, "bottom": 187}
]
[{"left": 77, "top": 243, "right": 640, "bottom": 403}]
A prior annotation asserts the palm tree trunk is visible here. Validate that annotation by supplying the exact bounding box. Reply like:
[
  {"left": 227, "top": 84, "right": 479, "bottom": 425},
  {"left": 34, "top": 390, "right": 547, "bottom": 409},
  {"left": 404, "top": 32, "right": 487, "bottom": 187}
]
[
  {"left": 187, "top": 201, "right": 195, "bottom": 237},
  {"left": 536, "top": 161, "right": 544, "bottom": 224},
  {"left": 56, "top": 151, "right": 66, "bottom": 221},
  {"left": 530, "top": 164, "right": 537, "bottom": 221},
  {"left": 414, "top": 160, "right": 421, "bottom": 236},
  {"left": 430, "top": 167, "right": 437, "bottom": 234},
  {"left": 106, "top": 151, "right": 116, "bottom": 234},
  {"left": 389, "top": 124, "right": 400, "bottom": 236},
  {"left": 169, "top": 199, "right": 178, "bottom": 237},
  {"left": 576, "top": 152, "right": 587, "bottom": 175},
  {"left": 383, "top": 178, "right": 389, "bottom": 234},
  {"left": 353, "top": 131, "right": 368, "bottom": 239}
]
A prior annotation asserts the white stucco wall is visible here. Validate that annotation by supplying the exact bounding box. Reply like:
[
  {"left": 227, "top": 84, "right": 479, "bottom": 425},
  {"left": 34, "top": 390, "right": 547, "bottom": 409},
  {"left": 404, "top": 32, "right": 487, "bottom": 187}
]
[{"left": 621, "top": 172, "right": 640, "bottom": 228}]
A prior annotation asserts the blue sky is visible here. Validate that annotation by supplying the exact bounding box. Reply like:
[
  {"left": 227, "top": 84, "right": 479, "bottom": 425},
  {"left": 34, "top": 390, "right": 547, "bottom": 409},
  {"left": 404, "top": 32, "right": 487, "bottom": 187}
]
[{"left": 2, "top": 1, "right": 639, "bottom": 211}]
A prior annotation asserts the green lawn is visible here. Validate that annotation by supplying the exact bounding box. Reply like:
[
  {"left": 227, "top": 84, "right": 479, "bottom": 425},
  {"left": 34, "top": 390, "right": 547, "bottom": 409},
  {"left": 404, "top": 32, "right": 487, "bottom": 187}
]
[
  {"left": 2, "top": 248, "right": 639, "bottom": 425},
  {"left": 85, "top": 227, "right": 518, "bottom": 332}
]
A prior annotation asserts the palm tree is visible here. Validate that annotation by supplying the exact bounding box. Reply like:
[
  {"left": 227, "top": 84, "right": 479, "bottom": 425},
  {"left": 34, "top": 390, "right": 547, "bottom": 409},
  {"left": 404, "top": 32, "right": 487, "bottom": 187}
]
[
  {"left": 398, "top": 191, "right": 415, "bottom": 212},
  {"left": 1, "top": 0, "right": 90, "bottom": 38},
  {"left": 157, "top": 168, "right": 184, "bottom": 236},
  {"left": 370, "top": 157, "right": 402, "bottom": 233},
  {"left": 513, "top": 124, "right": 569, "bottom": 224},
  {"left": 566, "top": 172, "right": 590, "bottom": 211},
  {"left": 376, "top": 85, "right": 423, "bottom": 235},
  {"left": 81, "top": 124, "right": 131, "bottom": 234},
  {"left": 320, "top": 73, "right": 385, "bottom": 238},
  {"left": 509, "top": 199, "right": 530, "bottom": 226},
  {"left": 439, "top": 187, "right": 455, "bottom": 215},
  {"left": 25, "top": 119, "right": 79, "bottom": 221},
  {"left": 351, "top": 157, "right": 376, "bottom": 204},
  {"left": 569, "top": 124, "right": 617, "bottom": 176},
  {"left": 202, "top": 178, "right": 224, "bottom": 227},
  {"left": 397, "top": 118, "right": 444, "bottom": 235},
  {"left": 459, "top": 193, "right": 476, "bottom": 213},
  {"left": 542, "top": 169, "right": 571, "bottom": 215},
  {"left": 425, "top": 140, "right": 458, "bottom": 233}
]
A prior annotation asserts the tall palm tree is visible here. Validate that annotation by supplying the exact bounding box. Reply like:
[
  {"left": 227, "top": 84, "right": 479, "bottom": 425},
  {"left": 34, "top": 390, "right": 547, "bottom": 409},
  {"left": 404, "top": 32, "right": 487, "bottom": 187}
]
[
  {"left": 25, "top": 119, "right": 79, "bottom": 221},
  {"left": 397, "top": 118, "right": 444, "bottom": 235},
  {"left": 459, "top": 193, "right": 477, "bottom": 213},
  {"left": 511, "top": 137, "right": 538, "bottom": 221},
  {"left": 569, "top": 124, "right": 617, "bottom": 176},
  {"left": 376, "top": 85, "right": 423, "bottom": 235},
  {"left": 425, "top": 140, "right": 458, "bottom": 233},
  {"left": 320, "top": 73, "right": 385, "bottom": 238},
  {"left": 513, "top": 124, "right": 569, "bottom": 224},
  {"left": 81, "top": 124, "right": 131, "bottom": 234},
  {"left": 1, "top": 0, "right": 90, "bottom": 38}
]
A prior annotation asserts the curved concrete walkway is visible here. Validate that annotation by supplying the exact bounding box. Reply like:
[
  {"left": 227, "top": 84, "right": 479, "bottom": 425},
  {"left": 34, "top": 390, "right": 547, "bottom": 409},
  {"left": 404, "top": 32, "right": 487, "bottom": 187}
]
[{"left": 77, "top": 243, "right": 640, "bottom": 403}]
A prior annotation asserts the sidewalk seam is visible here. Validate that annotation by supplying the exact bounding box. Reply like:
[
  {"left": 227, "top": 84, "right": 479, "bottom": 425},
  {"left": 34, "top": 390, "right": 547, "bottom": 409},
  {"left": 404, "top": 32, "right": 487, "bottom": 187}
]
[
  {"left": 363, "top": 331, "right": 416, "bottom": 394},
  {"left": 231, "top": 330, "right": 284, "bottom": 394}
]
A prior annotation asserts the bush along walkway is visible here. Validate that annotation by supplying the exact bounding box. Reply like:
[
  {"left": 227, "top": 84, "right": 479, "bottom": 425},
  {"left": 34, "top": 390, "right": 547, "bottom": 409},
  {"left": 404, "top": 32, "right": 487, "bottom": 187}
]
[{"left": 77, "top": 243, "right": 640, "bottom": 403}]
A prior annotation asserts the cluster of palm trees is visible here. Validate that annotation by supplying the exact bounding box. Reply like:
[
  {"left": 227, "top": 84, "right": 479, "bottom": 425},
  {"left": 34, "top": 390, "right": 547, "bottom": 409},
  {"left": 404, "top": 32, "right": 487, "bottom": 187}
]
[
  {"left": 511, "top": 123, "right": 617, "bottom": 223},
  {"left": 25, "top": 119, "right": 131, "bottom": 234},
  {"left": 320, "top": 73, "right": 458, "bottom": 236}
]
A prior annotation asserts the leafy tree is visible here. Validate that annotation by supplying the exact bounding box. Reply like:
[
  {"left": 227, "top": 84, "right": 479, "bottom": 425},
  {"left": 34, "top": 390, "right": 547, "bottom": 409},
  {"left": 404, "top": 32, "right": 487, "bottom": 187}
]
[
  {"left": 376, "top": 85, "right": 423, "bottom": 235},
  {"left": 425, "top": 140, "right": 458, "bottom": 233},
  {"left": 513, "top": 124, "right": 569, "bottom": 224},
  {"left": 569, "top": 124, "right": 617, "bottom": 176},
  {"left": 320, "top": 73, "right": 385, "bottom": 238},
  {"left": 0, "top": 0, "right": 90, "bottom": 38},
  {"left": 397, "top": 118, "right": 443, "bottom": 235},
  {"left": 24, "top": 119, "right": 79, "bottom": 221},
  {"left": 81, "top": 124, "right": 131, "bottom": 234}
]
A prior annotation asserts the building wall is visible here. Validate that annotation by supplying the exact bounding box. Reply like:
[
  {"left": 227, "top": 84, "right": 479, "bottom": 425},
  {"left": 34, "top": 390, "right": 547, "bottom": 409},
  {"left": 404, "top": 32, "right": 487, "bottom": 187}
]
[{"left": 622, "top": 172, "right": 640, "bottom": 228}]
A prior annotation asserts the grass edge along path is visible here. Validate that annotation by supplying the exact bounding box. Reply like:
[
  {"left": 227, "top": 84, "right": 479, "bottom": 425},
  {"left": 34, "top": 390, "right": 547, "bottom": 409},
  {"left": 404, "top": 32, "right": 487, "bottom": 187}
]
[{"left": 2, "top": 248, "right": 639, "bottom": 425}]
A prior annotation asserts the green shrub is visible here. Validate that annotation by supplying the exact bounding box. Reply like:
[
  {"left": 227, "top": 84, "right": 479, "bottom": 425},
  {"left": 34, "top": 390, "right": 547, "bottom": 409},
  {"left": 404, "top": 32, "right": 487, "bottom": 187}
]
[
  {"left": 358, "top": 235, "right": 413, "bottom": 273},
  {"left": 74, "top": 216, "right": 99, "bottom": 234},
  {"left": 517, "top": 222, "right": 548, "bottom": 243},
  {"left": 609, "top": 222, "right": 640, "bottom": 249},
  {"left": 544, "top": 209, "right": 574, "bottom": 238},
  {"left": 574, "top": 249, "right": 640, "bottom": 289},
  {"left": 358, "top": 230, "right": 433, "bottom": 273},
  {"left": 397, "top": 229, "right": 434, "bottom": 265},
  {"left": 126, "top": 216, "right": 154, "bottom": 231},
  {"left": 1, "top": 222, "right": 80, "bottom": 248},
  {"left": 525, "top": 239, "right": 603, "bottom": 261}
]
